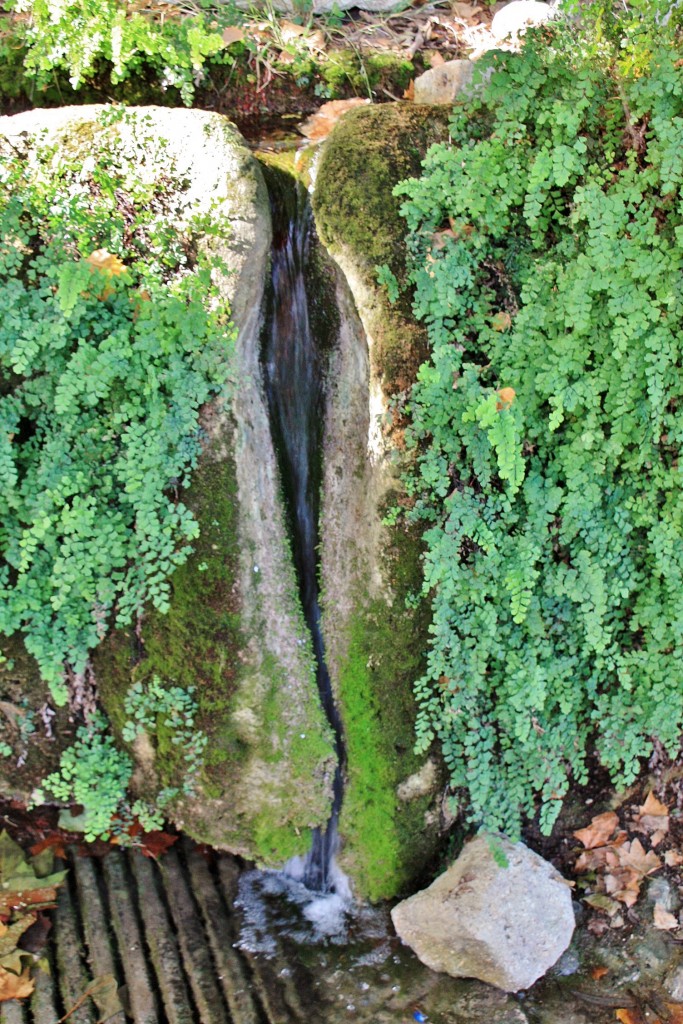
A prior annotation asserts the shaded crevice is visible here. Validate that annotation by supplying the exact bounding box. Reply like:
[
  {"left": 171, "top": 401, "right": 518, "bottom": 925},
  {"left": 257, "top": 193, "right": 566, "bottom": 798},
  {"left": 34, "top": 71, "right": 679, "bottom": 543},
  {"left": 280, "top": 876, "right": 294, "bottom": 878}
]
[{"left": 260, "top": 168, "right": 345, "bottom": 894}]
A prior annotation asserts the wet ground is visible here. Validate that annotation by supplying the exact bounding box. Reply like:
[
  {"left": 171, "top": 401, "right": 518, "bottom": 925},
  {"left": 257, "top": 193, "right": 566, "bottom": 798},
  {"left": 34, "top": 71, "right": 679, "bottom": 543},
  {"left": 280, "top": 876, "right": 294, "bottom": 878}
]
[{"left": 6, "top": 833, "right": 683, "bottom": 1024}]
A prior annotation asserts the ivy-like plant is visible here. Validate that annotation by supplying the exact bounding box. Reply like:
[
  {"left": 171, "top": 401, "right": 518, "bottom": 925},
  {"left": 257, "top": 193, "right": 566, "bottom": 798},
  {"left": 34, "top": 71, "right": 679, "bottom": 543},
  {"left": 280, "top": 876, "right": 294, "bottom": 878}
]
[
  {"left": 0, "top": 110, "right": 233, "bottom": 704},
  {"left": 396, "top": 4, "right": 683, "bottom": 836}
]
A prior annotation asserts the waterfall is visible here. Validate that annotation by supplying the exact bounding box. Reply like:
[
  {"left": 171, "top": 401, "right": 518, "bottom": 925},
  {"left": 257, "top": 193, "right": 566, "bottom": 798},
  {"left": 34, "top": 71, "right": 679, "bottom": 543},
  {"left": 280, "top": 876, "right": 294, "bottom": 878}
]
[{"left": 261, "top": 175, "right": 346, "bottom": 895}]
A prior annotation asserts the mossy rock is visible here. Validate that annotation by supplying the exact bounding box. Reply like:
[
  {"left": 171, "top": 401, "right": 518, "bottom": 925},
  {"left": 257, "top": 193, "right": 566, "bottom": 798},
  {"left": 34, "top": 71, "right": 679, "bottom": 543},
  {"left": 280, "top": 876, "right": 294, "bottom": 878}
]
[
  {"left": 0, "top": 105, "right": 336, "bottom": 864},
  {"left": 312, "top": 102, "right": 450, "bottom": 398},
  {"left": 313, "top": 103, "right": 451, "bottom": 900}
]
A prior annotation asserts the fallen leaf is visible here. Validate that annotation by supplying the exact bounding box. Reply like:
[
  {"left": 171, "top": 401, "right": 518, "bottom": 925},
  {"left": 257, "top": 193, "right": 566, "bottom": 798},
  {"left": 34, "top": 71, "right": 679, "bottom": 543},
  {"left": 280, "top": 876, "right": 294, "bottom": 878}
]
[
  {"left": 574, "top": 811, "right": 620, "bottom": 849},
  {"left": 665, "top": 850, "right": 683, "bottom": 867},
  {"left": 654, "top": 903, "right": 678, "bottom": 930},
  {"left": 650, "top": 829, "right": 667, "bottom": 847},
  {"left": 615, "top": 1010, "right": 645, "bottom": 1024},
  {"left": 633, "top": 791, "right": 670, "bottom": 837},
  {"left": 84, "top": 973, "right": 123, "bottom": 1022},
  {"left": 139, "top": 831, "right": 178, "bottom": 860},
  {"left": 302, "top": 29, "right": 325, "bottom": 50},
  {"left": 617, "top": 837, "right": 661, "bottom": 878},
  {"left": 0, "top": 915, "right": 36, "bottom": 971},
  {"left": 591, "top": 965, "right": 609, "bottom": 980},
  {"left": 496, "top": 386, "right": 516, "bottom": 409},
  {"left": 426, "top": 50, "right": 446, "bottom": 65},
  {"left": 0, "top": 965, "right": 34, "bottom": 1002},
  {"left": 665, "top": 1004, "right": 683, "bottom": 1024},
  {"left": 85, "top": 249, "right": 125, "bottom": 276},
  {"left": 221, "top": 25, "right": 245, "bottom": 45},
  {"left": 85, "top": 249, "right": 126, "bottom": 300},
  {"left": 430, "top": 228, "right": 457, "bottom": 252},
  {"left": 587, "top": 915, "right": 610, "bottom": 936},
  {"left": 584, "top": 892, "right": 621, "bottom": 916},
  {"left": 640, "top": 791, "right": 669, "bottom": 817},
  {"left": 403, "top": 80, "right": 415, "bottom": 101},
  {"left": 298, "top": 99, "right": 371, "bottom": 142},
  {"left": 279, "top": 19, "right": 307, "bottom": 39},
  {"left": 492, "top": 312, "right": 512, "bottom": 332}
]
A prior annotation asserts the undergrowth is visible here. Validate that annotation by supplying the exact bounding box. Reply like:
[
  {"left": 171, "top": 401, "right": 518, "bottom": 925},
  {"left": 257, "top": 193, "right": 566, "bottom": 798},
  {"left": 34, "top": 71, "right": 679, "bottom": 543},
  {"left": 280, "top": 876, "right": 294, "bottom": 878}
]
[
  {"left": 394, "top": 0, "right": 683, "bottom": 837},
  {"left": 0, "top": 107, "right": 233, "bottom": 704}
]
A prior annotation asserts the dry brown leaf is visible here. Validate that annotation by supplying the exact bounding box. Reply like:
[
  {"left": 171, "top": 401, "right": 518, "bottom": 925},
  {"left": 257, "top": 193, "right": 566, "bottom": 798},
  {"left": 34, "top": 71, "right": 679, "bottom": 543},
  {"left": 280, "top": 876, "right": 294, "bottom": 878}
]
[
  {"left": 299, "top": 99, "right": 371, "bottom": 142},
  {"left": 496, "top": 386, "right": 516, "bottom": 409},
  {"left": 0, "top": 965, "right": 34, "bottom": 1003},
  {"left": 591, "top": 965, "right": 609, "bottom": 980},
  {"left": 574, "top": 811, "right": 619, "bottom": 849},
  {"left": 654, "top": 903, "right": 678, "bottom": 930},
  {"left": 426, "top": 49, "right": 446, "bottom": 65},
  {"left": 451, "top": 0, "right": 481, "bottom": 20},
  {"left": 617, "top": 837, "right": 661, "bottom": 878},
  {"left": 610, "top": 886, "right": 640, "bottom": 908},
  {"left": 492, "top": 312, "right": 512, "bottom": 332},
  {"left": 430, "top": 228, "right": 457, "bottom": 251},
  {"left": 640, "top": 791, "right": 669, "bottom": 818},
  {"left": 576, "top": 846, "right": 611, "bottom": 873},
  {"left": 303, "top": 29, "right": 325, "bottom": 50},
  {"left": 86, "top": 250, "right": 125, "bottom": 276},
  {"left": 651, "top": 829, "right": 667, "bottom": 848},
  {"left": 587, "top": 915, "right": 610, "bottom": 936},
  {"left": 665, "top": 1004, "right": 683, "bottom": 1024},
  {"left": 615, "top": 1010, "right": 645, "bottom": 1024},
  {"left": 403, "top": 80, "right": 415, "bottom": 101},
  {"left": 632, "top": 792, "right": 669, "bottom": 836},
  {"left": 280, "top": 19, "right": 307, "bottom": 38},
  {"left": 86, "top": 249, "right": 126, "bottom": 300},
  {"left": 665, "top": 850, "right": 683, "bottom": 867},
  {"left": 221, "top": 25, "right": 245, "bottom": 45}
]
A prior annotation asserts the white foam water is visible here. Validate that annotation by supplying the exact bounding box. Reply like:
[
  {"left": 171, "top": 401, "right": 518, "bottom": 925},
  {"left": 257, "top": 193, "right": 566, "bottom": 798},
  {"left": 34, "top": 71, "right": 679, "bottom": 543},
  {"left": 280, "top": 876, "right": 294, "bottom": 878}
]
[{"left": 235, "top": 864, "right": 354, "bottom": 956}]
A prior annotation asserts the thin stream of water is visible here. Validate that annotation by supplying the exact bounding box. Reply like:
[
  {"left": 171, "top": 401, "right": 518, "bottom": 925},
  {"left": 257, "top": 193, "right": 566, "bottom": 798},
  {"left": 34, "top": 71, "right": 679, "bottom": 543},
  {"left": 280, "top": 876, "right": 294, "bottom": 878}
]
[{"left": 261, "top": 177, "right": 346, "bottom": 897}]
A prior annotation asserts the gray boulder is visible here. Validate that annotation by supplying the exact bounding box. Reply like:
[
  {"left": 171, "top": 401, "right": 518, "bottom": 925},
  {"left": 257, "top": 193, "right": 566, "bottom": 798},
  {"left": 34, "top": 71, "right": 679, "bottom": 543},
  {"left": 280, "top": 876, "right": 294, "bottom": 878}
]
[
  {"left": 391, "top": 835, "right": 575, "bottom": 991},
  {"left": 491, "top": 1, "right": 557, "bottom": 41},
  {"left": 413, "top": 60, "right": 474, "bottom": 105}
]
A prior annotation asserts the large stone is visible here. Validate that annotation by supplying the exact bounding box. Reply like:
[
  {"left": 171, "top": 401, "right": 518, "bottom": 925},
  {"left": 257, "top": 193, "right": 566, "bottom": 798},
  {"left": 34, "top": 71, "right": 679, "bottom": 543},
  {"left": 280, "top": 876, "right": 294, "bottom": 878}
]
[
  {"left": 491, "top": 1, "right": 557, "bottom": 42},
  {"left": 413, "top": 60, "right": 475, "bottom": 105},
  {"left": 391, "top": 836, "right": 575, "bottom": 991},
  {"left": 311, "top": 104, "right": 451, "bottom": 900},
  {"left": 0, "top": 106, "right": 336, "bottom": 863}
]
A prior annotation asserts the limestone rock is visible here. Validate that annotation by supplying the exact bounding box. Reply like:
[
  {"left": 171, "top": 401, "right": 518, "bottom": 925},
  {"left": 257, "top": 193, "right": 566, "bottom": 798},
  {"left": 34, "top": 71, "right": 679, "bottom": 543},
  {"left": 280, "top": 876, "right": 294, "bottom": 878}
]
[
  {"left": 491, "top": 1, "right": 557, "bottom": 42},
  {"left": 0, "top": 106, "right": 336, "bottom": 863},
  {"left": 311, "top": 104, "right": 451, "bottom": 900},
  {"left": 413, "top": 60, "right": 474, "bottom": 105},
  {"left": 391, "top": 836, "right": 575, "bottom": 991}
]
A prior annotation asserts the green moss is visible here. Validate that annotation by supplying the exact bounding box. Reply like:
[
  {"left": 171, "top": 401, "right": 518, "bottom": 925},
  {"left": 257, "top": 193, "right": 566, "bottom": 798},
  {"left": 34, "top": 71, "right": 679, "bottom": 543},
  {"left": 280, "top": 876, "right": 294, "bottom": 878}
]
[
  {"left": 313, "top": 103, "right": 450, "bottom": 396},
  {"left": 320, "top": 50, "right": 414, "bottom": 98},
  {"left": 95, "top": 438, "right": 253, "bottom": 833},
  {"left": 337, "top": 516, "right": 437, "bottom": 902},
  {"left": 96, "top": 418, "right": 333, "bottom": 861},
  {"left": 253, "top": 812, "right": 309, "bottom": 863}
]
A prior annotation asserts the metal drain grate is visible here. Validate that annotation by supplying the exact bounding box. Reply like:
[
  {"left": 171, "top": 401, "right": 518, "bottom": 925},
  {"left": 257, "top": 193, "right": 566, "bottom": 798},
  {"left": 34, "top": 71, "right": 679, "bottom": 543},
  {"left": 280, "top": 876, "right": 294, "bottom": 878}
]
[{"left": 0, "top": 841, "right": 308, "bottom": 1024}]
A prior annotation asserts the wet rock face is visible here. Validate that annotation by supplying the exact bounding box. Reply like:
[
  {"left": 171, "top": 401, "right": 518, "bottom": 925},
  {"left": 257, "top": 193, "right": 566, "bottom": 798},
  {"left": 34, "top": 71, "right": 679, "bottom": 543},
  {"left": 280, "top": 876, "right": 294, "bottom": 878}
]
[{"left": 391, "top": 836, "right": 575, "bottom": 992}]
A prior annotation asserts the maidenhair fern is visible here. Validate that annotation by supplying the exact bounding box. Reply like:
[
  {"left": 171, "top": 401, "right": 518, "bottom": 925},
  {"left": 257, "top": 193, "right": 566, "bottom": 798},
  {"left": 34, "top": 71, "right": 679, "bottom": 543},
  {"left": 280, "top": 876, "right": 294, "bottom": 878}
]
[
  {"left": 0, "top": 110, "right": 233, "bottom": 704},
  {"left": 397, "top": 1, "right": 683, "bottom": 836}
]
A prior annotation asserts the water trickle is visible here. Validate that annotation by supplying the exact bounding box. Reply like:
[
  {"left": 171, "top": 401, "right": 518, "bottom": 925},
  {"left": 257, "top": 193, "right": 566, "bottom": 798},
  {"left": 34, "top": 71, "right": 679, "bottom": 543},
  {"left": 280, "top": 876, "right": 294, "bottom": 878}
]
[{"left": 261, "top": 174, "right": 346, "bottom": 896}]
